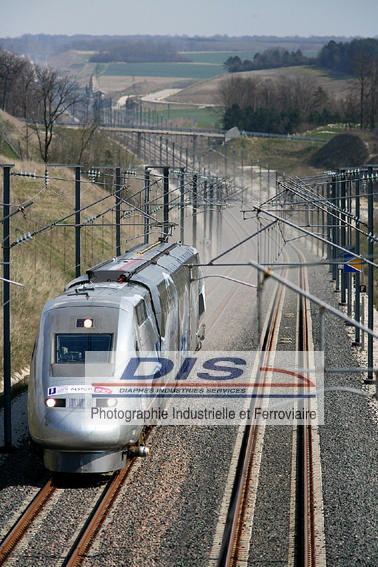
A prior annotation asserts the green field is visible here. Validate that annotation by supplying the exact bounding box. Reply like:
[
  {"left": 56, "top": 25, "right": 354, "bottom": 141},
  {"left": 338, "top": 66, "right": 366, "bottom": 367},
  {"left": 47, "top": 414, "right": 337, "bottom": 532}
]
[
  {"left": 154, "top": 106, "right": 222, "bottom": 129},
  {"left": 102, "top": 62, "right": 225, "bottom": 79},
  {"left": 100, "top": 51, "right": 323, "bottom": 80},
  {"left": 183, "top": 51, "right": 258, "bottom": 64}
]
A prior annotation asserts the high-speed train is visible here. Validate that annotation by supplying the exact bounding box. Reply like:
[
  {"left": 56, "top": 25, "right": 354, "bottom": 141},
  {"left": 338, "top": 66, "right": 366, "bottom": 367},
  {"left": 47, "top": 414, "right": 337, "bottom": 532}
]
[{"left": 28, "top": 241, "right": 205, "bottom": 473}]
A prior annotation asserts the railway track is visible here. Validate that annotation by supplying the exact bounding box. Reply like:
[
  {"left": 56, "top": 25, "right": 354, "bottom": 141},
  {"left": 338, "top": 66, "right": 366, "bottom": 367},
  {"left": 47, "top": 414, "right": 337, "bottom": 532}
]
[
  {"left": 211, "top": 244, "right": 324, "bottom": 567},
  {"left": 0, "top": 429, "right": 151, "bottom": 567},
  {"left": 62, "top": 456, "right": 136, "bottom": 567}
]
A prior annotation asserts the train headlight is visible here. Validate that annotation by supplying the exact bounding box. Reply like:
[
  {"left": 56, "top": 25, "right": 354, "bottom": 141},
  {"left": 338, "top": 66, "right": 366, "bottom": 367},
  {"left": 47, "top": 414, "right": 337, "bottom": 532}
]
[
  {"left": 76, "top": 318, "right": 94, "bottom": 328},
  {"left": 45, "top": 398, "right": 66, "bottom": 408}
]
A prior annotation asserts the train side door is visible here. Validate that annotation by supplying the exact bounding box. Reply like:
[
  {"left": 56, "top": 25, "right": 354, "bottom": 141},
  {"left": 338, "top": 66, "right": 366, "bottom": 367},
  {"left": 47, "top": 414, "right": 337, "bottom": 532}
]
[
  {"left": 134, "top": 298, "right": 161, "bottom": 410},
  {"left": 188, "top": 265, "right": 205, "bottom": 350}
]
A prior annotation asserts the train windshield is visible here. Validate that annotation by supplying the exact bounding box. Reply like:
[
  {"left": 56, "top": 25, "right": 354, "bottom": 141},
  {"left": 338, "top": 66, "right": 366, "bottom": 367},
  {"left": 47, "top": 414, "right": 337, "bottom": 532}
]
[{"left": 55, "top": 334, "right": 113, "bottom": 363}]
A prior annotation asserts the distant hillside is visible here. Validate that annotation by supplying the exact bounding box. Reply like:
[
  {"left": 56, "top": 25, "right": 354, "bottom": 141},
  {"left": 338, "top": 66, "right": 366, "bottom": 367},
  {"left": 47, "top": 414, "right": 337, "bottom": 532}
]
[
  {"left": 88, "top": 40, "right": 190, "bottom": 64},
  {"left": 1, "top": 33, "right": 366, "bottom": 65}
]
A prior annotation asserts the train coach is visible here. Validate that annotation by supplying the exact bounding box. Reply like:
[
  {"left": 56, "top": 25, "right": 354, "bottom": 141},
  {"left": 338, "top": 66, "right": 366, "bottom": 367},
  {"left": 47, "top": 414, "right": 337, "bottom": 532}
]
[{"left": 28, "top": 240, "right": 205, "bottom": 473}]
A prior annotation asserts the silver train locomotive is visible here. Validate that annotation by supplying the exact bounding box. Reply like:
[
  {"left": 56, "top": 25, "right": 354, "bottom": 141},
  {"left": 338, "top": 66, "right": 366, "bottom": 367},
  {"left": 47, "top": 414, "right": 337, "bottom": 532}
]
[{"left": 28, "top": 241, "right": 205, "bottom": 473}]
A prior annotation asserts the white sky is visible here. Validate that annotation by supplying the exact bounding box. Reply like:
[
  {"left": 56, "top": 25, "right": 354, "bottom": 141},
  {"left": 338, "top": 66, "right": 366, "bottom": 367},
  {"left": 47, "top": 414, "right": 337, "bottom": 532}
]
[{"left": 0, "top": 0, "right": 377, "bottom": 39}]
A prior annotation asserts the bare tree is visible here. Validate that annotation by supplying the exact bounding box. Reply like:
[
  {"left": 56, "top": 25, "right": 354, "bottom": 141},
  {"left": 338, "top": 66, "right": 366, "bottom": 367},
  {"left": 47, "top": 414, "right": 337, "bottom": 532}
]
[
  {"left": 294, "top": 76, "right": 318, "bottom": 114},
  {"left": 0, "top": 48, "right": 27, "bottom": 112},
  {"left": 351, "top": 49, "right": 371, "bottom": 129},
  {"left": 77, "top": 117, "right": 100, "bottom": 164},
  {"left": 217, "top": 72, "right": 342, "bottom": 134},
  {"left": 216, "top": 75, "right": 262, "bottom": 111},
  {"left": 340, "top": 91, "right": 359, "bottom": 128},
  {"left": 28, "top": 65, "right": 80, "bottom": 163},
  {"left": 275, "top": 76, "right": 317, "bottom": 114},
  {"left": 17, "top": 60, "right": 36, "bottom": 119},
  {"left": 218, "top": 74, "right": 320, "bottom": 115},
  {"left": 367, "top": 57, "right": 378, "bottom": 130}
]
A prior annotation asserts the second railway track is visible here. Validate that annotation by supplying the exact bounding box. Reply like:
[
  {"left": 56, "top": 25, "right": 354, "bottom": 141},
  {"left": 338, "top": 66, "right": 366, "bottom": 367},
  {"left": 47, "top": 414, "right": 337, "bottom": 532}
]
[{"left": 210, "top": 243, "right": 325, "bottom": 567}]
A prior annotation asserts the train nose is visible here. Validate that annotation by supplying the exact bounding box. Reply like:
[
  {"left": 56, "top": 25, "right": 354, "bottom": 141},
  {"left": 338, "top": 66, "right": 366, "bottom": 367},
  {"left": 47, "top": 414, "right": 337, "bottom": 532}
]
[{"left": 41, "top": 408, "right": 123, "bottom": 450}]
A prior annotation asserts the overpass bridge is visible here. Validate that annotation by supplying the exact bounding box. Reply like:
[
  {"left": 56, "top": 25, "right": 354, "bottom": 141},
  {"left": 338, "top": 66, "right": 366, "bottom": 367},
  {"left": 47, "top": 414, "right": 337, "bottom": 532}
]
[
  {"left": 99, "top": 124, "right": 226, "bottom": 162},
  {"left": 99, "top": 125, "right": 225, "bottom": 140}
]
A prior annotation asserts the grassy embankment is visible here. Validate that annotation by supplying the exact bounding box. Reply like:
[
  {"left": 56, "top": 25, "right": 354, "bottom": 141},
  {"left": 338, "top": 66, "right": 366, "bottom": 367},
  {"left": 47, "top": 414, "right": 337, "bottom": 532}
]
[
  {"left": 0, "top": 112, "right": 146, "bottom": 382},
  {"left": 208, "top": 126, "right": 342, "bottom": 177}
]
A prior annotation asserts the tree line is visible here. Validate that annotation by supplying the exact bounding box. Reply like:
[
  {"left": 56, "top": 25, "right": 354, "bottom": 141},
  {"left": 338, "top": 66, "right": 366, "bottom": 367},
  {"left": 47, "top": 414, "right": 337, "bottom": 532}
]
[
  {"left": 318, "top": 38, "right": 378, "bottom": 74},
  {"left": 223, "top": 48, "right": 310, "bottom": 73},
  {"left": 217, "top": 75, "right": 346, "bottom": 135}
]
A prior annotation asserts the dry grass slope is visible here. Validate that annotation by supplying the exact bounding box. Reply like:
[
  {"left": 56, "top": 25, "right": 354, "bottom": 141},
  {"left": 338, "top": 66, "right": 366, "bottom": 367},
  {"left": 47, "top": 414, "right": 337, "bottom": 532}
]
[{"left": 0, "top": 155, "right": 147, "bottom": 384}]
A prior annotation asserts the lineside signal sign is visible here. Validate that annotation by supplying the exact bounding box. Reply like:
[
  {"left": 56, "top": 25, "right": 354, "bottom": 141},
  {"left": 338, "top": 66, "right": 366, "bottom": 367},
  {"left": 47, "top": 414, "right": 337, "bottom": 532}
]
[
  {"left": 343, "top": 253, "right": 363, "bottom": 273},
  {"left": 353, "top": 285, "right": 367, "bottom": 296}
]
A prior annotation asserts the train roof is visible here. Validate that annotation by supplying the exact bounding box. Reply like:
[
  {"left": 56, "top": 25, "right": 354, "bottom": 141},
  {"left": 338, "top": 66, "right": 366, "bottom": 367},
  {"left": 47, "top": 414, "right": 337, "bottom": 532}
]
[
  {"left": 61, "top": 241, "right": 200, "bottom": 334},
  {"left": 86, "top": 241, "right": 197, "bottom": 284}
]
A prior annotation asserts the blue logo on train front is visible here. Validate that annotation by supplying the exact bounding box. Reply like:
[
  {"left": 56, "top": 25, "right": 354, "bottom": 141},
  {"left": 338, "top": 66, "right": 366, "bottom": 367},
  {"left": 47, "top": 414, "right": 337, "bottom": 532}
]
[{"left": 48, "top": 387, "right": 57, "bottom": 395}]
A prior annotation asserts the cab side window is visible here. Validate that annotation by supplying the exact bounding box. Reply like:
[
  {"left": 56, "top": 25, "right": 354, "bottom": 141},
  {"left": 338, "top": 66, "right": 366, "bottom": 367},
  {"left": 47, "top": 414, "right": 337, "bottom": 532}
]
[
  {"left": 136, "top": 300, "right": 147, "bottom": 326},
  {"left": 199, "top": 291, "right": 205, "bottom": 317}
]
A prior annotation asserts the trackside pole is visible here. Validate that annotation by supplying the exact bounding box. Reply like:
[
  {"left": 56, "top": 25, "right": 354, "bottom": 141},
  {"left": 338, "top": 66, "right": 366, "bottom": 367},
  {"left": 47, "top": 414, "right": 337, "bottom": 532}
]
[
  {"left": 340, "top": 174, "right": 346, "bottom": 305},
  {"left": 203, "top": 179, "right": 208, "bottom": 246},
  {"left": 116, "top": 167, "right": 121, "bottom": 255},
  {"left": 367, "top": 165, "right": 374, "bottom": 382},
  {"left": 209, "top": 179, "right": 214, "bottom": 252},
  {"left": 180, "top": 168, "right": 185, "bottom": 243},
  {"left": 192, "top": 174, "right": 198, "bottom": 249},
  {"left": 1, "top": 164, "right": 15, "bottom": 452},
  {"left": 144, "top": 168, "right": 150, "bottom": 245},
  {"left": 75, "top": 166, "right": 81, "bottom": 278},
  {"left": 163, "top": 167, "right": 169, "bottom": 239},
  {"left": 354, "top": 176, "right": 361, "bottom": 345},
  {"left": 334, "top": 174, "right": 340, "bottom": 291}
]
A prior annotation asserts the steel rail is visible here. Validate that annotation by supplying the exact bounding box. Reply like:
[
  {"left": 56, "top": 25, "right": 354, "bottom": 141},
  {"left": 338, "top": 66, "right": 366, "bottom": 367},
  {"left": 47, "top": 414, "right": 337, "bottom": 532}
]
[
  {"left": 298, "top": 256, "right": 316, "bottom": 567},
  {"left": 0, "top": 478, "right": 56, "bottom": 565},
  {"left": 63, "top": 427, "right": 152, "bottom": 567},
  {"left": 0, "top": 426, "right": 152, "bottom": 567},
  {"left": 61, "top": 464, "right": 134, "bottom": 567}
]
